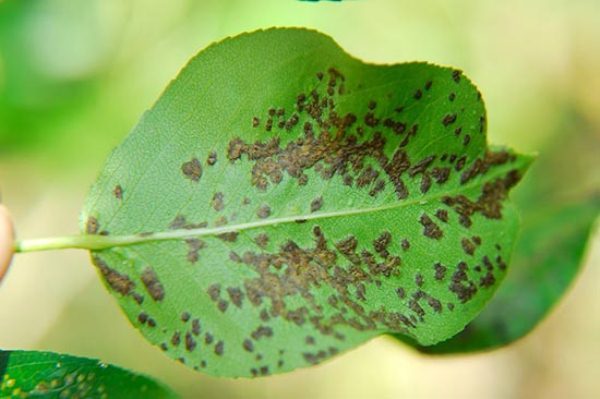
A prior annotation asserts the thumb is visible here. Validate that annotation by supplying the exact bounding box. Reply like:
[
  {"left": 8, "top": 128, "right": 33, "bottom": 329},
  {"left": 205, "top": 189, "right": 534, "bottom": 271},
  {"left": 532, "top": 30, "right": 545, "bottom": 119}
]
[{"left": 0, "top": 204, "right": 15, "bottom": 282}]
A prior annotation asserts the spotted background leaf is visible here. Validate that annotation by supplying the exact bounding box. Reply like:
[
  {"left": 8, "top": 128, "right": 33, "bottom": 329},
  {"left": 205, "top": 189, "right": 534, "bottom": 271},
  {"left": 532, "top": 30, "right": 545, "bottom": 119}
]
[
  {"left": 82, "top": 28, "right": 532, "bottom": 377},
  {"left": 0, "top": 350, "right": 177, "bottom": 398},
  {"left": 395, "top": 196, "right": 599, "bottom": 353}
]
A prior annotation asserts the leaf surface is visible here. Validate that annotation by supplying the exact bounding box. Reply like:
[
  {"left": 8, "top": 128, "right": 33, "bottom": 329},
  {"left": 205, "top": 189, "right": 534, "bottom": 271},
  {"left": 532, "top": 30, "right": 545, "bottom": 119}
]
[
  {"left": 82, "top": 28, "right": 531, "bottom": 377},
  {"left": 395, "top": 196, "right": 599, "bottom": 353},
  {"left": 0, "top": 350, "right": 177, "bottom": 398}
]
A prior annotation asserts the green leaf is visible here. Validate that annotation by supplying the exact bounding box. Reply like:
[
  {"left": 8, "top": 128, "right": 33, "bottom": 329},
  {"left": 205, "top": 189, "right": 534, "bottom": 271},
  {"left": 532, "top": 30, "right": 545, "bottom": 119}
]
[
  {"left": 394, "top": 196, "right": 599, "bottom": 353},
  {"left": 82, "top": 28, "right": 531, "bottom": 377},
  {"left": 0, "top": 349, "right": 177, "bottom": 398}
]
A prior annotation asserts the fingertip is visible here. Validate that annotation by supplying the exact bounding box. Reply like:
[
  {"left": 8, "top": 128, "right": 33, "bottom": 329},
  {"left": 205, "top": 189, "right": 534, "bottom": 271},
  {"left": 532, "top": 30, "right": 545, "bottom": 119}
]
[{"left": 0, "top": 204, "right": 15, "bottom": 282}]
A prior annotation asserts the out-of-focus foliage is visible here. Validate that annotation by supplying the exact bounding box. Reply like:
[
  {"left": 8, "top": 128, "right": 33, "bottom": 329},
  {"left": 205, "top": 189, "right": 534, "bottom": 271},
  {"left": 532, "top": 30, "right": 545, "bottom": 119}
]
[{"left": 0, "top": 349, "right": 177, "bottom": 398}]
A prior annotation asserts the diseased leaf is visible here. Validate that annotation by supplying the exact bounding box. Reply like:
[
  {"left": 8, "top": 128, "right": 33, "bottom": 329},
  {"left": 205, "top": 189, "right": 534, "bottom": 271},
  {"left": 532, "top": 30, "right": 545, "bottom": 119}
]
[
  {"left": 0, "top": 350, "right": 177, "bottom": 398},
  {"left": 395, "top": 196, "right": 599, "bottom": 353},
  {"left": 82, "top": 28, "right": 532, "bottom": 377}
]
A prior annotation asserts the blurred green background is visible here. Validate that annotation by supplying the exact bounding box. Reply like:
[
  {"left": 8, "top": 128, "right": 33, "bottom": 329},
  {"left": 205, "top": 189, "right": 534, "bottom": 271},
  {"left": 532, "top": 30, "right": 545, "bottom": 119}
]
[{"left": 0, "top": 0, "right": 598, "bottom": 398}]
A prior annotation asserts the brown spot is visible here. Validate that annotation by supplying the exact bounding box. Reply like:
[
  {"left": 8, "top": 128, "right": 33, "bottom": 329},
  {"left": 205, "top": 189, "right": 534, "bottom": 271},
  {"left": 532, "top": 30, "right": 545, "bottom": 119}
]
[
  {"left": 215, "top": 341, "right": 224, "bottom": 356},
  {"left": 207, "top": 151, "right": 217, "bottom": 166},
  {"left": 435, "top": 209, "right": 449, "bottom": 222},
  {"left": 452, "top": 70, "right": 462, "bottom": 83},
  {"left": 181, "top": 312, "right": 191, "bottom": 322},
  {"left": 218, "top": 300, "right": 229, "bottom": 313},
  {"left": 310, "top": 196, "right": 323, "bottom": 213},
  {"left": 434, "top": 263, "right": 447, "bottom": 280},
  {"left": 113, "top": 185, "right": 123, "bottom": 200},
  {"left": 461, "top": 238, "right": 476, "bottom": 256},
  {"left": 137, "top": 312, "right": 148, "bottom": 324},
  {"left": 243, "top": 339, "right": 254, "bottom": 352},
  {"left": 212, "top": 192, "right": 225, "bottom": 212},
  {"left": 192, "top": 319, "right": 201, "bottom": 336},
  {"left": 217, "top": 231, "right": 238, "bottom": 242},
  {"left": 420, "top": 214, "right": 443, "bottom": 239},
  {"left": 414, "top": 89, "right": 423, "bottom": 99},
  {"left": 415, "top": 273, "right": 424, "bottom": 287},
  {"left": 401, "top": 239, "right": 410, "bottom": 251},
  {"left": 251, "top": 325, "right": 273, "bottom": 340},
  {"left": 205, "top": 333, "right": 214, "bottom": 345},
  {"left": 257, "top": 205, "right": 271, "bottom": 219},
  {"left": 141, "top": 267, "right": 165, "bottom": 301},
  {"left": 185, "top": 332, "right": 197, "bottom": 352},
  {"left": 442, "top": 114, "right": 457, "bottom": 126},
  {"left": 252, "top": 117, "right": 260, "bottom": 128},
  {"left": 86, "top": 217, "right": 99, "bottom": 235},
  {"left": 227, "top": 287, "right": 244, "bottom": 308},
  {"left": 181, "top": 158, "right": 202, "bottom": 182},
  {"left": 255, "top": 233, "right": 269, "bottom": 248},
  {"left": 186, "top": 238, "right": 205, "bottom": 264},
  {"left": 171, "top": 332, "right": 181, "bottom": 347},
  {"left": 92, "top": 256, "right": 134, "bottom": 296}
]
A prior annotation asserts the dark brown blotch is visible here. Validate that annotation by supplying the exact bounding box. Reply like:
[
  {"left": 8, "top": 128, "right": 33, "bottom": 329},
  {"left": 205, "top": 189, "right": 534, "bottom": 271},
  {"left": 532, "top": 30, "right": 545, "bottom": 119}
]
[
  {"left": 181, "top": 158, "right": 202, "bottom": 182},
  {"left": 141, "top": 267, "right": 165, "bottom": 301}
]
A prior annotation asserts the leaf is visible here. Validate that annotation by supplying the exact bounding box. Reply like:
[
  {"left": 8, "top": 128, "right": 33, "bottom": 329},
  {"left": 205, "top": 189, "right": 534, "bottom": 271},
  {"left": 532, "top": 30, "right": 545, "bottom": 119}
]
[
  {"left": 82, "top": 28, "right": 532, "bottom": 377},
  {"left": 394, "top": 196, "right": 599, "bottom": 353},
  {"left": 0, "top": 349, "right": 177, "bottom": 398}
]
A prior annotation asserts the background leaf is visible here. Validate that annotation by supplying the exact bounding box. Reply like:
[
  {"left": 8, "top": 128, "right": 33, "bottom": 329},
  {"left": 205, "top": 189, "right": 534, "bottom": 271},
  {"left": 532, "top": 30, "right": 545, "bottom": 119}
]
[
  {"left": 82, "top": 28, "right": 531, "bottom": 377},
  {"left": 0, "top": 349, "right": 177, "bottom": 398},
  {"left": 395, "top": 196, "right": 599, "bottom": 353}
]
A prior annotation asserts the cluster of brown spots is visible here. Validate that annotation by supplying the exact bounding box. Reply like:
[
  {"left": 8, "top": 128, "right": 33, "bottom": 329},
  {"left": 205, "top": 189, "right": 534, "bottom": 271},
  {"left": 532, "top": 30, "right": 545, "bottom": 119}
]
[
  {"left": 237, "top": 226, "right": 419, "bottom": 340},
  {"left": 181, "top": 158, "right": 202, "bottom": 182},
  {"left": 433, "top": 263, "right": 447, "bottom": 281},
  {"left": 251, "top": 325, "right": 274, "bottom": 340},
  {"left": 113, "top": 185, "right": 123, "bottom": 200},
  {"left": 169, "top": 215, "right": 208, "bottom": 230},
  {"left": 92, "top": 256, "right": 134, "bottom": 296},
  {"left": 212, "top": 192, "right": 225, "bottom": 212},
  {"left": 419, "top": 214, "right": 443, "bottom": 239},
  {"left": 186, "top": 238, "right": 205, "bottom": 264},
  {"left": 373, "top": 231, "right": 392, "bottom": 258},
  {"left": 257, "top": 205, "right": 271, "bottom": 219},
  {"left": 303, "top": 347, "right": 339, "bottom": 365},
  {"left": 137, "top": 312, "right": 156, "bottom": 327},
  {"left": 443, "top": 169, "right": 522, "bottom": 227},
  {"left": 206, "top": 284, "right": 229, "bottom": 313},
  {"left": 449, "top": 261, "right": 477, "bottom": 303},
  {"left": 225, "top": 68, "right": 433, "bottom": 201},
  {"left": 141, "top": 267, "right": 165, "bottom": 301},
  {"left": 460, "top": 150, "right": 514, "bottom": 185},
  {"left": 310, "top": 196, "right": 324, "bottom": 212}
]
